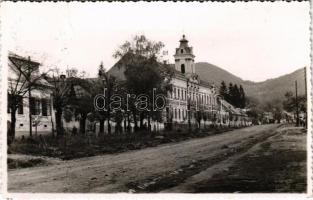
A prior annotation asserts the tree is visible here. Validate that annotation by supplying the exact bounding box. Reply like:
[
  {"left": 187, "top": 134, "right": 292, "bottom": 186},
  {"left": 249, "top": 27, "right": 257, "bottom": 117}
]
[
  {"left": 233, "top": 84, "right": 240, "bottom": 107},
  {"left": 239, "top": 85, "right": 246, "bottom": 108},
  {"left": 7, "top": 54, "right": 49, "bottom": 142},
  {"left": 113, "top": 35, "right": 164, "bottom": 62},
  {"left": 46, "top": 68, "right": 73, "bottom": 137},
  {"left": 98, "top": 64, "right": 118, "bottom": 135},
  {"left": 113, "top": 34, "right": 173, "bottom": 132},
  {"left": 228, "top": 83, "right": 234, "bottom": 105},
  {"left": 195, "top": 109, "right": 205, "bottom": 129},
  {"left": 32, "top": 116, "right": 42, "bottom": 136},
  {"left": 273, "top": 106, "right": 283, "bottom": 123},
  {"left": 67, "top": 77, "right": 95, "bottom": 135},
  {"left": 283, "top": 91, "right": 306, "bottom": 120},
  {"left": 124, "top": 56, "right": 170, "bottom": 131},
  {"left": 94, "top": 63, "right": 106, "bottom": 135},
  {"left": 219, "top": 81, "right": 228, "bottom": 101}
]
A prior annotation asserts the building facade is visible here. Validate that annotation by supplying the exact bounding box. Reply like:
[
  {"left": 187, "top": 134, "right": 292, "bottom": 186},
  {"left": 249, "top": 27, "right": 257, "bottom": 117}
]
[
  {"left": 165, "top": 35, "right": 249, "bottom": 129},
  {"left": 7, "top": 53, "right": 54, "bottom": 138}
]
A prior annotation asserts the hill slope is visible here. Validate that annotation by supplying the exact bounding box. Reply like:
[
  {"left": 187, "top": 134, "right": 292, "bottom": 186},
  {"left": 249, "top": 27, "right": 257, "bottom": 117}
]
[
  {"left": 195, "top": 62, "right": 306, "bottom": 104},
  {"left": 195, "top": 62, "right": 244, "bottom": 86}
]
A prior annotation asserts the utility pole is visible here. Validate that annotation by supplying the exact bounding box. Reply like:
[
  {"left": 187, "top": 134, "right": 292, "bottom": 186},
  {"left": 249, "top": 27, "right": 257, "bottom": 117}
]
[
  {"left": 295, "top": 80, "right": 299, "bottom": 127},
  {"left": 28, "top": 57, "right": 33, "bottom": 137},
  {"left": 304, "top": 67, "right": 307, "bottom": 128}
]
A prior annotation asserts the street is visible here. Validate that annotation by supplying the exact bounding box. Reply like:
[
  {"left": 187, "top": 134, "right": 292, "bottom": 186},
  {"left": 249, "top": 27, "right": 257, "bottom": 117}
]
[{"left": 8, "top": 124, "right": 306, "bottom": 193}]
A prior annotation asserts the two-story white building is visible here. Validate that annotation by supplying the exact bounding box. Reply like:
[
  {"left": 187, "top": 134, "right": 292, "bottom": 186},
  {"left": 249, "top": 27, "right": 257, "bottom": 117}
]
[{"left": 7, "top": 53, "right": 54, "bottom": 138}]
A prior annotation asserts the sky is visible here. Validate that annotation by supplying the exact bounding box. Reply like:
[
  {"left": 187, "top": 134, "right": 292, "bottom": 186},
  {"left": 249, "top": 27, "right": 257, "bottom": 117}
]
[{"left": 1, "top": 1, "right": 310, "bottom": 82}]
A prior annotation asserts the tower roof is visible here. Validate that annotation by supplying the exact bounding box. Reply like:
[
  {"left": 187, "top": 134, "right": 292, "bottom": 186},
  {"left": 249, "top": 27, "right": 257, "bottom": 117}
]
[
  {"left": 175, "top": 34, "right": 194, "bottom": 56},
  {"left": 179, "top": 34, "right": 188, "bottom": 43}
]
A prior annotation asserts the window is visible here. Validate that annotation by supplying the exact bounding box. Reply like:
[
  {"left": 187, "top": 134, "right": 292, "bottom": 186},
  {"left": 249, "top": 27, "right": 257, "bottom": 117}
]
[
  {"left": 41, "top": 99, "right": 48, "bottom": 116},
  {"left": 178, "top": 109, "right": 180, "bottom": 120},
  {"left": 185, "top": 91, "right": 187, "bottom": 100},
  {"left": 181, "top": 49, "right": 184, "bottom": 54},
  {"left": 30, "top": 97, "right": 41, "bottom": 115},
  {"left": 178, "top": 89, "right": 180, "bottom": 99},
  {"left": 174, "top": 109, "right": 177, "bottom": 119},
  {"left": 174, "top": 88, "right": 176, "bottom": 99},
  {"left": 36, "top": 99, "right": 41, "bottom": 115},
  {"left": 181, "top": 90, "right": 184, "bottom": 100},
  {"left": 181, "top": 64, "right": 185, "bottom": 74},
  {"left": 7, "top": 94, "right": 23, "bottom": 114}
]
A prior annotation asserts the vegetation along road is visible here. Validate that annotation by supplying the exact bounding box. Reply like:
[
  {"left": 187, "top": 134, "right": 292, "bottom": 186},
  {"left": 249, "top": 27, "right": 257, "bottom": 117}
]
[{"left": 9, "top": 124, "right": 306, "bottom": 193}]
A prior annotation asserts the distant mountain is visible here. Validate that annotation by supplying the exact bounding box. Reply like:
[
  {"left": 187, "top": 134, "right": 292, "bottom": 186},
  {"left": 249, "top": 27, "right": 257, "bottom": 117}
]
[
  {"left": 195, "top": 62, "right": 244, "bottom": 86},
  {"left": 243, "top": 68, "right": 306, "bottom": 103},
  {"left": 108, "top": 60, "right": 306, "bottom": 105},
  {"left": 195, "top": 62, "right": 306, "bottom": 104}
]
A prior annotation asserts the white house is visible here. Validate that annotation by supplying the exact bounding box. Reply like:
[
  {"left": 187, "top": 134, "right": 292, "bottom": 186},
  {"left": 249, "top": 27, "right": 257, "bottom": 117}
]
[{"left": 7, "top": 53, "right": 54, "bottom": 138}]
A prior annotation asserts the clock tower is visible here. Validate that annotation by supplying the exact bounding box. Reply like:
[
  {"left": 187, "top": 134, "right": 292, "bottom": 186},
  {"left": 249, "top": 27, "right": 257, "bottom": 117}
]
[{"left": 174, "top": 35, "right": 196, "bottom": 75}]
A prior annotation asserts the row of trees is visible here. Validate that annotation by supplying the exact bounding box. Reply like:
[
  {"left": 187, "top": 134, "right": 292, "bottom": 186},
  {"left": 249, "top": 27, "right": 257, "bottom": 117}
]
[
  {"left": 219, "top": 81, "right": 246, "bottom": 108},
  {"left": 8, "top": 35, "right": 173, "bottom": 142},
  {"left": 245, "top": 91, "right": 306, "bottom": 125}
]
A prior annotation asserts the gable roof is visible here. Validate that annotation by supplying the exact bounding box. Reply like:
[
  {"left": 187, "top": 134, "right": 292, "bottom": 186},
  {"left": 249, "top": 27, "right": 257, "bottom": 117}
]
[
  {"left": 8, "top": 53, "right": 53, "bottom": 88},
  {"left": 108, "top": 53, "right": 174, "bottom": 81}
]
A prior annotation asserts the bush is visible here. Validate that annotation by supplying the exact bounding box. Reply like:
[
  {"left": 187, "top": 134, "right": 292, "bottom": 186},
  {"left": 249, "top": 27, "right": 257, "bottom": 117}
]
[
  {"left": 8, "top": 158, "right": 46, "bottom": 169},
  {"left": 8, "top": 142, "right": 42, "bottom": 155}
]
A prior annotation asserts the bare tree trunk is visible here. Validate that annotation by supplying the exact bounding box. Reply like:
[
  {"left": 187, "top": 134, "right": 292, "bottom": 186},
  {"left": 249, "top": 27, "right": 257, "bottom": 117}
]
[
  {"left": 133, "top": 110, "right": 138, "bottom": 132},
  {"left": 123, "top": 116, "right": 127, "bottom": 133},
  {"left": 28, "top": 90, "right": 32, "bottom": 137},
  {"left": 55, "top": 109, "right": 63, "bottom": 136},
  {"left": 80, "top": 113, "right": 87, "bottom": 135},
  {"left": 107, "top": 113, "right": 111, "bottom": 135},
  {"left": 107, "top": 96, "right": 111, "bottom": 135},
  {"left": 50, "top": 97, "right": 55, "bottom": 137},
  {"left": 147, "top": 113, "right": 151, "bottom": 132},
  {"left": 127, "top": 113, "right": 131, "bottom": 133},
  {"left": 139, "top": 112, "right": 144, "bottom": 130},
  {"left": 50, "top": 115, "right": 55, "bottom": 137},
  {"left": 99, "top": 118, "right": 104, "bottom": 137},
  {"left": 9, "top": 108, "right": 17, "bottom": 144}
]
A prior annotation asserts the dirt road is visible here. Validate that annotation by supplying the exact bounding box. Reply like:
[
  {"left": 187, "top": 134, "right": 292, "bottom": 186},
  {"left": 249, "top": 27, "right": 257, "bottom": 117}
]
[{"left": 8, "top": 124, "right": 281, "bottom": 193}]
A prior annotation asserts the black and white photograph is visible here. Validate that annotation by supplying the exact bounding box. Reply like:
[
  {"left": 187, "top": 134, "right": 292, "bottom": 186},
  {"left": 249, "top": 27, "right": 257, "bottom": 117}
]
[{"left": 1, "top": 1, "right": 311, "bottom": 198}]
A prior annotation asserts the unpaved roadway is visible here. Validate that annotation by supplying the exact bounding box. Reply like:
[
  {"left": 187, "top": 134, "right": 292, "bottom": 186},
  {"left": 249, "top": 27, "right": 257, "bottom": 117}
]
[{"left": 9, "top": 124, "right": 280, "bottom": 193}]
